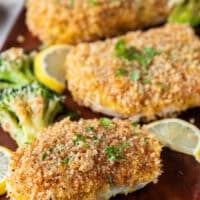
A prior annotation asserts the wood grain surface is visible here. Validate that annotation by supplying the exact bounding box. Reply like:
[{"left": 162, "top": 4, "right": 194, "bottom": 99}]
[{"left": 0, "top": 9, "right": 200, "bottom": 200}]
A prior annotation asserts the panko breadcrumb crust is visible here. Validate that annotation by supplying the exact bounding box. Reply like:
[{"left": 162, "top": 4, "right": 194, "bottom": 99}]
[
  {"left": 26, "top": 0, "right": 175, "bottom": 45},
  {"left": 7, "top": 118, "right": 161, "bottom": 200},
  {"left": 65, "top": 24, "right": 200, "bottom": 121}
]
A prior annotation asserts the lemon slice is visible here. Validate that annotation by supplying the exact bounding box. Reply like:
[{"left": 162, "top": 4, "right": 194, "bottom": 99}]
[
  {"left": 34, "top": 45, "right": 71, "bottom": 93},
  {"left": 146, "top": 118, "right": 200, "bottom": 162},
  {"left": 0, "top": 146, "right": 12, "bottom": 195}
]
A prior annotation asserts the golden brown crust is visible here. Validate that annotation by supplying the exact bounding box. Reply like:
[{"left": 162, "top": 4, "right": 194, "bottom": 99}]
[
  {"left": 65, "top": 24, "right": 200, "bottom": 120},
  {"left": 7, "top": 118, "right": 161, "bottom": 200},
  {"left": 26, "top": 0, "right": 172, "bottom": 44}
]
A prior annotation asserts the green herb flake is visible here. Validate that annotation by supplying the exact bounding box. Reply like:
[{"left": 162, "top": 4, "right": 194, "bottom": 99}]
[
  {"left": 60, "top": 157, "right": 70, "bottom": 165},
  {"left": 132, "top": 132, "right": 140, "bottom": 136},
  {"left": 115, "top": 68, "right": 126, "bottom": 77},
  {"left": 133, "top": 53, "right": 149, "bottom": 67},
  {"left": 131, "top": 122, "right": 139, "bottom": 127},
  {"left": 92, "top": 135, "right": 98, "bottom": 140},
  {"left": 73, "top": 134, "right": 86, "bottom": 146},
  {"left": 83, "top": 143, "right": 90, "bottom": 149},
  {"left": 99, "top": 117, "right": 112, "bottom": 127},
  {"left": 114, "top": 39, "right": 137, "bottom": 61},
  {"left": 156, "top": 82, "right": 169, "bottom": 91},
  {"left": 85, "top": 126, "right": 94, "bottom": 132},
  {"left": 142, "top": 78, "right": 151, "bottom": 84},
  {"left": 87, "top": 0, "right": 98, "bottom": 6},
  {"left": 114, "top": 39, "right": 126, "bottom": 56},
  {"left": 67, "top": 111, "right": 81, "bottom": 120},
  {"left": 145, "top": 47, "right": 159, "bottom": 55},
  {"left": 143, "top": 137, "right": 148, "bottom": 145},
  {"left": 49, "top": 148, "right": 54, "bottom": 153},
  {"left": 105, "top": 142, "right": 128, "bottom": 161},
  {"left": 114, "top": 40, "right": 160, "bottom": 68},
  {"left": 41, "top": 152, "right": 47, "bottom": 161},
  {"left": 129, "top": 70, "right": 140, "bottom": 81},
  {"left": 24, "top": 141, "right": 31, "bottom": 145}
]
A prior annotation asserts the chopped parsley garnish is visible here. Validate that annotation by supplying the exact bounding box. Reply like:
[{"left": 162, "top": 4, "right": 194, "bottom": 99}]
[
  {"left": 114, "top": 39, "right": 160, "bottom": 82},
  {"left": 114, "top": 39, "right": 138, "bottom": 61},
  {"left": 131, "top": 122, "right": 139, "bottom": 127},
  {"left": 67, "top": 111, "right": 81, "bottom": 120},
  {"left": 99, "top": 117, "right": 112, "bottom": 127},
  {"left": 142, "top": 78, "right": 151, "bottom": 84},
  {"left": 128, "top": 70, "right": 140, "bottom": 81},
  {"left": 83, "top": 143, "right": 90, "bottom": 149},
  {"left": 49, "top": 148, "right": 54, "bottom": 153},
  {"left": 144, "top": 47, "right": 157, "bottom": 56},
  {"left": 143, "top": 137, "right": 148, "bottom": 145},
  {"left": 41, "top": 152, "right": 47, "bottom": 161},
  {"left": 156, "top": 82, "right": 169, "bottom": 91},
  {"left": 92, "top": 135, "right": 98, "bottom": 140},
  {"left": 115, "top": 67, "right": 127, "bottom": 77},
  {"left": 114, "top": 43, "right": 160, "bottom": 66},
  {"left": 105, "top": 142, "right": 129, "bottom": 161},
  {"left": 132, "top": 132, "right": 140, "bottom": 136},
  {"left": 24, "top": 141, "right": 31, "bottom": 145},
  {"left": 132, "top": 48, "right": 155, "bottom": 67},
  {"left": 85, "top": 126, "right": 94, "bottom": 132},
  {"left": 60, "top": 157, "right": 70, "bottom": 165},
  {"left": 87, "top": 0, "right": 98, "bottom": 6},
  {"left": 73, "top": 134, "right": 86, "bottom": 146}
]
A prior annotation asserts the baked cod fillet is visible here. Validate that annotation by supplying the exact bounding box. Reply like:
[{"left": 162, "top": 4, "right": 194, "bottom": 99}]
[
  {"left": 26, "top": 0, "right": 182, "bottom": 45},
  {"left": 66, "top": 24, "right": 200, "bottom": 121},
  {"left": 7, "top": 118, "right": 161, "bottom": 200}
]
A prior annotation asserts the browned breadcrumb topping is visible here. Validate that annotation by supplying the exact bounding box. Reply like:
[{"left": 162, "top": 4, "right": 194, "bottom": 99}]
[
  {"left": 26, "top": 0, "right": 173, "bottom": 44},
  {"left": 7, "top": 118, "right": 161, "bottom": 200},
  {"left": 66, "top": 24, "right": 200, "bottom": 120}
]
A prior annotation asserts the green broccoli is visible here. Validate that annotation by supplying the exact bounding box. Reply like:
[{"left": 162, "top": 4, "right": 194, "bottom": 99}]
[
  {"left": 0, "top": 48, "right": 36, "bottom": 90},
  {"left": 168, "top": 0, "right": 200, "bottom": 27},
  {"left": 0, "top": 82, "right": 65, "bottom": 147}
]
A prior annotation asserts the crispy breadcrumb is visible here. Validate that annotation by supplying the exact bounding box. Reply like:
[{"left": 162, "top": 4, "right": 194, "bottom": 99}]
[
  {"left": 7, "top": 118, "right": 161, "bottom": 200},
  {"left": 26, "top": 0, "right": 178, "bottom": 45},
  {"left": 65, "top": 24, "right": 200, "bottom": 121}
]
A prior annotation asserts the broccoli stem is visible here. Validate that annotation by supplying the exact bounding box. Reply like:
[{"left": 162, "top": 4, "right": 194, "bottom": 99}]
[
  {"left": 0, "top": 109, "right": 24, "bottom": 146},
  {"left": 0, "top": 70, "right": 31, "bottom": 85},
  {"left": 22, "top": 59, "right": 36, "bottom": 81},
  {"left": 44, "top": 100, "right": 63, "bottom": 126},
  {"left": 0, "top": 82, "right": 16, "bottom": 90}
]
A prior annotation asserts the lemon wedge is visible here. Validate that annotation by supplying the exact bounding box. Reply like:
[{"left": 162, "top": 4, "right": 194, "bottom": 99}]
[
  {"left": 146, "top": 118, "right": 200, "bottom": 162},
  {"left": 0, "top": 146, "right": 12, "bottom": 196},
  {"left": 34, "top": 45, "right": 71, "bottom": 93}
]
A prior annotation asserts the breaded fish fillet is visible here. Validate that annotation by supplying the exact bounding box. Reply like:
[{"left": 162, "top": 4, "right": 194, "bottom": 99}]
[
  {"left": 7, "top": 118, "right": 161, "bottom": 200},
  {"left": 26, "top": 0, "right": 182, "bottom": 45},
  {"left": 66, "top": 24, "right": 200, "bottom": 121}
]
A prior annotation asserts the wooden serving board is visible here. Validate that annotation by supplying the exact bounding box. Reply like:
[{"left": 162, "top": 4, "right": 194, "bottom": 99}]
[{"left": 0, "top": 9, "right": 200, "bottom": 200}]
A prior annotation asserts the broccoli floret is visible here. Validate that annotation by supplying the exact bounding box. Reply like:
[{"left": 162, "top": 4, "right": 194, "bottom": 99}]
[
  {"left": 168, "top": 0, "right": 200, "bottom": 27},
  {"left": 0, "top": 48, "right": 36, "bottom": 90},
  {"left": 0, "top": 82, "right": 65, "bottom": 147}
]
